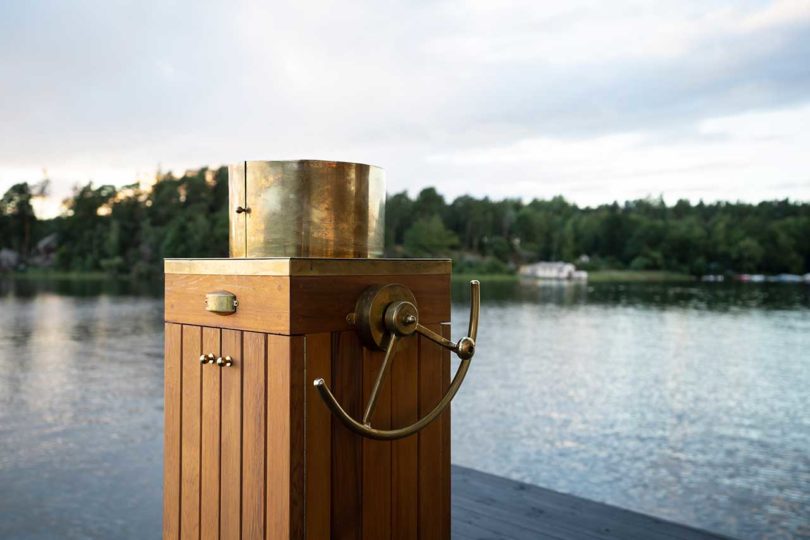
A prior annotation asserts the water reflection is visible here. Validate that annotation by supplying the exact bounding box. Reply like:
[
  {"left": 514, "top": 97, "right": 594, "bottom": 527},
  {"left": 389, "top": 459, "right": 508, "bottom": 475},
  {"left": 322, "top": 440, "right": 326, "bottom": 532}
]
[
  {"left": 0, "top": 277, "right": 807, "bottom": 539},
  {"left": 453, "top": 278, "right": 810, "bottom": 311},
  {"left": 0, "top": 276, "right": 163, "bottom": 299},
  {"left": 0, "top": 283, "right": 164, "bottom": 539},
  {"left": 451, "top": 280, "right": 810, "bottom": 539}
]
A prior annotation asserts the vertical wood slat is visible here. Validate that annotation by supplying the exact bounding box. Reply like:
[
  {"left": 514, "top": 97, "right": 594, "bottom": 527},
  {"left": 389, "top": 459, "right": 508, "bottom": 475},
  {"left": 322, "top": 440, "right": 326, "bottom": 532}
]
[
  {"left": 305, "top": 333, "right": 332, "bottom": 540},
  {"left": 221, "top": 329, "right": 242, "bottom": 540},
  {"left": 440, "top": 323, "right": 452, "bottom": 540},
  {"left": 201, "top": 327, "right": 222, "bottom": 540},
  {"left": 243, "top": 332, "right": 267, "bottom": 540},
  {"left": 289, "top": 336, "right": 306, "bottom": 540},
  {"left": 267, "top": 334, "right": 306, "bottom": 539},
  {"left": 181, "top": 326, "right": 202, "bottom": 540},
  {"left": 362, "top": 346, "right": 392, "bottom": 540},
  {"left": 331, "top": 331, "right": 364, "bottom": 540},
  {"left": 418, "top": 324, "right": 445, "bottom": 540},
  {"left": 266, "top": 334, "right": 289, "bottom": 539},
  {"left": 164, "top": 324, "right": 182, "bottom": 540},
  {"left": 391, "top": 334, "right": 419, "bottom": 540}
]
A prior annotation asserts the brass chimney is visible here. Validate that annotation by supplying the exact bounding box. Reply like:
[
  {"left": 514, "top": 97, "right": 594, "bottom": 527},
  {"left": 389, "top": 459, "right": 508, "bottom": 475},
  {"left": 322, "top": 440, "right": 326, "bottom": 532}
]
[{"left": 228, "top": 160, "right": 385, "bottom": 258}]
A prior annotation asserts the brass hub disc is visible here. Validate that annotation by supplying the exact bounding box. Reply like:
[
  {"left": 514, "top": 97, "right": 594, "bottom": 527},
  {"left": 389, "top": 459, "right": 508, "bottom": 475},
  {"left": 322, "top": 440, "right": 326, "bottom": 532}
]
[{"left": 352, "top": 283, "right": 418, "bottom": 350}]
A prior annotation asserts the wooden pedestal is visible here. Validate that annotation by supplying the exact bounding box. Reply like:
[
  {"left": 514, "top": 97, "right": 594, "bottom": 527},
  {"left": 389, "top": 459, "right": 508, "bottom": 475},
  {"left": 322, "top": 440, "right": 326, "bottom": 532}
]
[{"left": 163, "top": 258, "right": 452, "bottom": 540}]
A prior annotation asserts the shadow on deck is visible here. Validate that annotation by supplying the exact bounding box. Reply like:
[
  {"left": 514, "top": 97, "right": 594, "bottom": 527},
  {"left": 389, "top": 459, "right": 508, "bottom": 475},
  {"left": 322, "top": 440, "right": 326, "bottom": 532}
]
[{"left": 452, "top": 466, "right": 733, "bottom": 540}]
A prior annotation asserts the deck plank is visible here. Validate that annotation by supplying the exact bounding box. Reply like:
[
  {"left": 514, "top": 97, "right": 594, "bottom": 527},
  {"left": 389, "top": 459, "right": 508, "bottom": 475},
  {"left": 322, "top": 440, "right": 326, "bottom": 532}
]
[{"left": 451, "top": 466, "right": 733, "bottom": 540}]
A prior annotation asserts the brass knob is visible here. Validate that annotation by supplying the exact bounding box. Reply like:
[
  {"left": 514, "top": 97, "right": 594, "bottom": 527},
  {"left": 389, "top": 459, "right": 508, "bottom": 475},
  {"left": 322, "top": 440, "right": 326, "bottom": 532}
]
[
  {"left": 216, "top": 356, "right": 234, "bottom": 368},
  {"left": 199, "top": 353, "right": 216, "bottom": 365}
]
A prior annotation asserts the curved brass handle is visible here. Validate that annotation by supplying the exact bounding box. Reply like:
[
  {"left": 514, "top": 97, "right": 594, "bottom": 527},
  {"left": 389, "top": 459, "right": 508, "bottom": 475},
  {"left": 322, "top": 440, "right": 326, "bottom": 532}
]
[{"left": 313, "top": 280, "right": 480, "bottom": 441}]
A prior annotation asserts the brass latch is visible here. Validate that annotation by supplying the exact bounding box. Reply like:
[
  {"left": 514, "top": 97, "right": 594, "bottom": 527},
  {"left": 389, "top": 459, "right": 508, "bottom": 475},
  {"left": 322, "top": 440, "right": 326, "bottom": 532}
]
[{"left": 205, "top": 290, "right": 238, "bottom": 314}]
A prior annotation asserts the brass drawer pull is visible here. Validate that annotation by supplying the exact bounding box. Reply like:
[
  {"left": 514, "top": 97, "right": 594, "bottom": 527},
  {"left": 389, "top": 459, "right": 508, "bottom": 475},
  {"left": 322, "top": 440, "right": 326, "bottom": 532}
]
[
  {"left": 314, "top": 280, "right": 480, "bottom": 441},
  {"left": 199, "top": 353, "right": 216, "bottom": 365},
  {"left": 205, "top": 290, "right": 238, "bottom": 314}
]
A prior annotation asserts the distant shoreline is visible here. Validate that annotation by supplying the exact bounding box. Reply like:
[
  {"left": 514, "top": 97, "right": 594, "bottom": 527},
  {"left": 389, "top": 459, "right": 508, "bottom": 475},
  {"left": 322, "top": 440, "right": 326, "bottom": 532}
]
[
  {"left": 453, "top": 270, "right": 695, "bottom": 283},
  {"left": 15, "top": 269, "right": 810, "bottom": 285},
  {"left": 5, "top": 268, "right": 696, "bottom": 284}
]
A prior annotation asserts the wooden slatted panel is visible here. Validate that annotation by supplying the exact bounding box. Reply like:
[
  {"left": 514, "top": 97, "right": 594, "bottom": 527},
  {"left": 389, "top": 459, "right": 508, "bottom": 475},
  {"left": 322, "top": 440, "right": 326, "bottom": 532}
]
[
  {"left": 418, "top": 324, "right": 446, "bottom": 540},
  {"left": 391, "top": 334, "right": 419, "bottom": 540},
  {"left": 266, "top": 333, "right": 290, "bottom": 539},
  {"left": 201, "top": 327, "right": 221, "bottom": 540},
  {"left": 289, "top": 335, "right": 306, "bottom": 540},
  {"left": 220, "top": 329, "right": 242, "bottom": 540},
  {"left": 305, "top": 333, "right": 332, "bottom": 540},
  {"left": 362, "top": 346, "right": 392, "bottom": 540},
  {"left": 163, "top": 324, "right": 182, "bottom": 540},
  {"left": 266, "top": 334, "right": 306, "bottom": 539},
  {"left": 440, "top": 324, "right": 452, "bottom": 540},
  {"left": 243, "top": 332, "right": 266, "bottom": 540},
  {"left": 181, "top": 325, "right": 202, "bottom": 540},
  {"left": 331, "top": 330, "right": 364, "bottom": 540}
]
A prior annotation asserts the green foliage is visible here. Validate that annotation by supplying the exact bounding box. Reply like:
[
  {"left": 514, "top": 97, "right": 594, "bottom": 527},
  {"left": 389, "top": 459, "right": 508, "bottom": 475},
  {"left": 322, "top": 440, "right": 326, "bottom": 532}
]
[
  {"left": 0, "top": 182, "right": 39, "bottom": 256},
  {"left": 1, "top": 170, "right": 808, "bottom": 277},
  {"left": 403, "top": 215, "right": 459, "bottom": 257},
  {"left": 385, "top": 192, "right": 810, "bottom": 276},
  {"left": 1, "top": 168, "right": 229, "bottom": 275}
]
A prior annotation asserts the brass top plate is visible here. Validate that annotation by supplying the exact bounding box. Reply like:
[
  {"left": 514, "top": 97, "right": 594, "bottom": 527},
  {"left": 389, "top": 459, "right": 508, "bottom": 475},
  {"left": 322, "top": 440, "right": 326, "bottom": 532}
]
[{"left": 164, "top": 258, "right": 452, "bottom": 276}]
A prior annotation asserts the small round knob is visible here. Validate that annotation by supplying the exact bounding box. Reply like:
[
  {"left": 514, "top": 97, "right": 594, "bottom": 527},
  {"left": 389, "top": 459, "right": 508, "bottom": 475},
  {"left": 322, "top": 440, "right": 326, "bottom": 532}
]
[
  {"left": 200, "top": 353, "right": 215, "bottom": 365},
  {"left": 384, "top": 300, "right": 419, "bottom": 337},
  {"left": 456, "top": 337, "right": 475, "bottom": 360},
  {"left": 235, "top": 206, "right": 250, "bottom": 214},
  {"left": 216, "top": 356, "right": 234, "bottom": 368}
]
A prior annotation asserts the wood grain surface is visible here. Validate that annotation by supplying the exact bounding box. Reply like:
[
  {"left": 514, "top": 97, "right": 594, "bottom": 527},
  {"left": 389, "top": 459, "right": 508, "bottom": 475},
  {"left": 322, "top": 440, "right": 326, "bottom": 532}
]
[
  {"left": 163, "top": 324, "right": 181, "bottom": 540},
  {"left": 220, "top": 329, "right": 242, "bottom": 540},
  {"left": 180, "top": 326, "right": 201, "bottom": 540},
  {"left": 200, "top": 327, "right": 221, "bottom": 540}
]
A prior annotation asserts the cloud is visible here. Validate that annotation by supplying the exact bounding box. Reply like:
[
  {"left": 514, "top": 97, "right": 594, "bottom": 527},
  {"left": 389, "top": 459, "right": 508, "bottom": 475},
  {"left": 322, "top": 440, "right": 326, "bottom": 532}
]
[
  {"left": 0, "top": 0, "right": 808, "bottom": 215},
  {"left": 426, "top": 103, "right": 810, "bottom": 204}
]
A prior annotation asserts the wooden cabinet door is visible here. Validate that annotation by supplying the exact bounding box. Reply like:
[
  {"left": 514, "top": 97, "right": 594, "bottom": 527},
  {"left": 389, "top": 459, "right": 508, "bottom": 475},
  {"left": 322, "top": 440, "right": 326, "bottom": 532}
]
[
  {"left": 164, "top": 323, "right": 212, "bottom": 540},
  {"left": 163, "top": 324, "right": 259, "bottom": 540},
  {"left": 165, "top": 325, "right": 259, "bottom": 540},
  {"left": 164, "top": 323, "right": 206, "bottom": 540},
  {"left": 165, "top": 325, "right": 300, "bottom": 540}
]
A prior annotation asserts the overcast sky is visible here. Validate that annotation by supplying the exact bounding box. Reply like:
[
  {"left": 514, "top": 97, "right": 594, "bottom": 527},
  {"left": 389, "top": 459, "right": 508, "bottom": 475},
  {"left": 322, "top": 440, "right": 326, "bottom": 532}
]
[{"left": 1, "top": 0, "right": 809, "bottom": 216}]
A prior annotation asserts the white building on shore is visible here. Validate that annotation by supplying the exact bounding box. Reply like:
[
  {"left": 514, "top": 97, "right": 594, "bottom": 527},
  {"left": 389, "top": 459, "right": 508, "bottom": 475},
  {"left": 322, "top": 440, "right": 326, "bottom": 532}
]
[{"left": 518, "top": 261, "right": 588, "bottom": 281}]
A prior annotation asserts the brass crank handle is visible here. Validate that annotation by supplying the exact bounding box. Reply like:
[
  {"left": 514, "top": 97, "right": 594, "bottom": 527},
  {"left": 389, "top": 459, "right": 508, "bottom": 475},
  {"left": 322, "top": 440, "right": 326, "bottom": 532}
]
[{"left": 313, "top": 280, "right": 480, "bottom": 441}]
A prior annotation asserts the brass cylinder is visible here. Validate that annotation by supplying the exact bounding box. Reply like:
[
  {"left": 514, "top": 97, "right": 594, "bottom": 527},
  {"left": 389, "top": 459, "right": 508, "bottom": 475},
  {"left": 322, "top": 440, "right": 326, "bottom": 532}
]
[{"left": 229, "top": 160, "right": 385, "bottom": 258}]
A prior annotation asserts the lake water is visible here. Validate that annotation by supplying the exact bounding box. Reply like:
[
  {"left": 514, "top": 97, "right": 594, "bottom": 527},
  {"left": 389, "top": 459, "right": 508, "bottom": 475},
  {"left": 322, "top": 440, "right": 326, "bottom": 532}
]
[{"left": 0, "top": 277, "right": 808, "bottom": 539}]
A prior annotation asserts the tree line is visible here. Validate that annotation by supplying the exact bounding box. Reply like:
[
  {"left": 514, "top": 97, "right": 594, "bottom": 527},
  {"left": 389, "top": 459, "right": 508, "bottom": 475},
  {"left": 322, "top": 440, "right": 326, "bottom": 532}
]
[{"left": 1, "top": 166, "right": 808, "bottom": 276}]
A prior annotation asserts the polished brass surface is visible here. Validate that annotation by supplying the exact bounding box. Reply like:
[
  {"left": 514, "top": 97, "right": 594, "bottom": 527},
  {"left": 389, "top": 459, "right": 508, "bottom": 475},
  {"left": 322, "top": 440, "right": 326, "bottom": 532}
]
[
  {"left": 204, "top": 290, "right": 238, "bottom": 314},
  {"left": 352, "top": 283, "right": 418, "bottom": 350},
  {"left": 216, "top": 355, "right": 234, "bottom": 368},
  {"left": 314, "top": 280, "right": 481, "bottom": 440},
  {"left": 199, "top": 353, "right": 216, "bottom": 365},
  {"left": 164, "top": 257, "right": 451, "bottom": 276},
  {"left": 228, "top": 160, "right": 385, "bottom": 258},
  {"left": 228, "top": 163, "right": 247, "bottom": 259}
]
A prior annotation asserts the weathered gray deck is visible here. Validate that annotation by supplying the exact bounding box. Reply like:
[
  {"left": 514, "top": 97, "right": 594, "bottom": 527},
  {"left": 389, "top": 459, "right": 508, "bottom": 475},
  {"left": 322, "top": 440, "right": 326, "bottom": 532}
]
[{"left": 452, "top": 466, "right": 733, "bottom": 540}]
